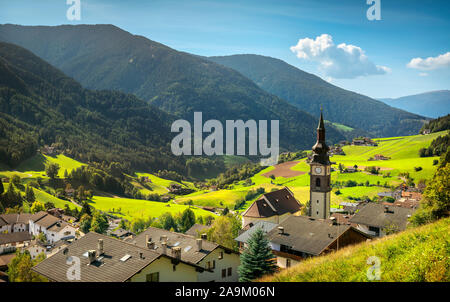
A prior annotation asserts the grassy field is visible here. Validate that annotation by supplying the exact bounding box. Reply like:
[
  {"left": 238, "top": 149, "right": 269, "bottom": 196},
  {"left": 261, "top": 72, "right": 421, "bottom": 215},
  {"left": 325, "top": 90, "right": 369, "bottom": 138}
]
[
  {"left": 261, "top": 218, "right": 450, "bottom": 282},
  {"left": 1, "top": 132, "right": 442, "bottom": 219},
  {"left": 89, "top": 196, "right": 215, "bottom": 221},
  {"left": 173, "top": 131, "right": 443, "bottom": 211}
]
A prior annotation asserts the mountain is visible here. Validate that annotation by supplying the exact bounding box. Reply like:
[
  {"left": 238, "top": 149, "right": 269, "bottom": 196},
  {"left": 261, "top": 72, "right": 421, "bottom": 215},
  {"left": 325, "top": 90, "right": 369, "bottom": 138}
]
[
  {"left": 207, "top": 54, "right": 427, "bottom": 137},
  {"left": 0, "top": 24, "right": 344, "bottom": 151},
  {"left": 379, "top": 90, "right": 450, "bottom": 118},
  {"left": 0, "top": 42, "right": 184, "bottom": 173}
]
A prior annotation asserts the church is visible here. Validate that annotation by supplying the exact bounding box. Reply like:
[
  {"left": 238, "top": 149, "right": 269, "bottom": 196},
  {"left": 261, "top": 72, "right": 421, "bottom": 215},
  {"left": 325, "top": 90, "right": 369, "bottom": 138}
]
[{"left": 308, "top": 110, "right": 332, "bottom": 219}]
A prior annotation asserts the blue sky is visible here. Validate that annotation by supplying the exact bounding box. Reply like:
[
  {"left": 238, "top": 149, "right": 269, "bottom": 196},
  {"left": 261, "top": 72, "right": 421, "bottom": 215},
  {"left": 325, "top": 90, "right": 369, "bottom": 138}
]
[{"left": 0, "top": 0, "right": 449, "bottom": 98}]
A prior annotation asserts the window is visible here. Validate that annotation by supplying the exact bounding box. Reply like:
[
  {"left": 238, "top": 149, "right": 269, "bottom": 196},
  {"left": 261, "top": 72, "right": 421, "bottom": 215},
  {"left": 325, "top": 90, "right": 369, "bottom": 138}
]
[
  {"left": 173, "top": 265, "right": 176, "bottom": 271},
  {"left": 146, "top": 272, "right": 159, "bottom": 282},
  {"left": 218, "top": 252, "right": 223, "bottom": 260},
  {"left": 207, "top": 261, "right": 215, "bottom": 270},
  {"left": 227, "top": 267, "right": 232, "bottom": 277},
  {"left": 315, "top": 178, "right": 321, "bottom": 187},
  {"left": 286, "top": 259, "right": 291, "bottom": 268},
  {"left": 316, "top": 211, "right": 319, "bottom": 215},
  {"left": 222, "top": 269, "right": 226, "bottom": 278}
]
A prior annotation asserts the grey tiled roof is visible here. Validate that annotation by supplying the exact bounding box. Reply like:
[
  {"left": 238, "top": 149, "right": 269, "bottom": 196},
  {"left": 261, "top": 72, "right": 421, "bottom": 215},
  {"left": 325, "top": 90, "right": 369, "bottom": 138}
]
[
  {"left": 32, "top": 232, "right": 161, "bottom": 282},
  {"left": 235, "top": 221, "right": 278, "bottom": 244},
  {"left": 0, "top": 231, "right": 32, "bottom": 245},
  {"left": 185, "top": 224, "right": 211, "bottom": 237},
  {"left": 132, "top": 227, "right": 220, "bottom": 264},
  {"left": 267, "top": 215, "right": 355, "bottom": 256},
  {"left": 349, "top": 203, "right": 415, "bottom": 231}
]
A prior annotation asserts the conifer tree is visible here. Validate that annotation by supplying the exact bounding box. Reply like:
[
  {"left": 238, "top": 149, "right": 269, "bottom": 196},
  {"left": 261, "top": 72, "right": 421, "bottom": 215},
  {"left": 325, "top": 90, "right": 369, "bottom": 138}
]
[
  {"left": 25, "top": 185, "right": 35, "bottom": 204},
  {"left": 238, "top": 228, "right": 277, "bottom": 282}
]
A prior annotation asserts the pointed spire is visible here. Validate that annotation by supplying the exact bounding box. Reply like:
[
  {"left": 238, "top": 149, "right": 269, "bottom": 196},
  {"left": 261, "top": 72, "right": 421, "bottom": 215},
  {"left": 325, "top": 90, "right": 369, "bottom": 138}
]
[{"left": 318, "top": 106, "right": 325, "bottom": 130}]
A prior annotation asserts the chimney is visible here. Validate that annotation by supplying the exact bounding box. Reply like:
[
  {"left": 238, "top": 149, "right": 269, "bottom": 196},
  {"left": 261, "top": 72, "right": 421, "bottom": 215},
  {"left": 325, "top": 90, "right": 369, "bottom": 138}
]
[
  {"left": 87, "top": 250, "right": 97, "bottom": 264},
  {"left": 278, "top": 226, "right": 284, "bottom": 234},
  {"left": 161, "top": 242, "right": 167, "bottom": 254},
  {"left": 97, "top": 239, "right": 104, "bottom": 255},
  {"left": 200, "top": 233, "right": 207, "bottom": 240},
  {"left": 172, "top": 246, "right": 181, "bottom": 260},
  {"left": 196, "top": 238, "right": 202, "bottom": 251},
  {"left": 384, "top": 205, "right": 389, "bottom": 213},
  {"left": 146, "top": 235, "right": 154, "bottom": 249},
  {"left": 139, "top": 252, "right": 144, "bottom": 259},
  {"left": 330, "top": 217, "right": 337, "bottom": 225},
  {"left": 160, "top": 235, "right": 168, "bottom": 243}
]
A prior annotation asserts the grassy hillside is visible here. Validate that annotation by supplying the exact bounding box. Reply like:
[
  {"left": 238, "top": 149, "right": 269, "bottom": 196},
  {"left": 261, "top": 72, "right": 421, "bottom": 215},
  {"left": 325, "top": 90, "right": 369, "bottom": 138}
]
[
  {"left": 260, "top": 218, "right": 450, "bottom": 282},
  {"left": 89, "top": 196, "right": 215, "bottom": 221},
  {"left": 173, "top": 131, "right": 443, "bottom": 210}
]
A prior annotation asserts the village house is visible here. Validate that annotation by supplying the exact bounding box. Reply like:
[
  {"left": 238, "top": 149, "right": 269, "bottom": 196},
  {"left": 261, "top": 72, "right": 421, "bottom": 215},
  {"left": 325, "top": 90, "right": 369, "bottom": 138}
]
[
  {"left": 352, "top": 137, "right": 378, "bottom": 146},
  {"left": 266, "top": 215, "right": 371, "bottom": 268},
  {"left": 131, "top": 227, "right": 241, "bottom": 282},
  {"left": 184, "top": 224, "right": 212, "bottom": 237},
  {"left": 29, "top": 211, "right": 77, "bottom": 244},
  {"left": 24, "top": 240, "right": 47, "bottom": 259},
  {"left": 0, "top": 213, "right": 33, "bottom": 233},
  {"left": 349, "top": 203, "right": 415, "bottom": 237},
  {"left": 32, "top": 232, "right": 216, "bottom": 282},
  {"left": 0, "top": 232, "right": 33, "bottom": 255},
  {"left": 110, "top": 228, "right": 134, "bottom": 240},
  {"left": 241, "top": 187, "right": 302, "bottom": 227},
  {"left": 373, "top": 154, "right": 390, "bottom": 161},
  {"left": 235, "top": 221, "right": 278, "bottom": 252}
]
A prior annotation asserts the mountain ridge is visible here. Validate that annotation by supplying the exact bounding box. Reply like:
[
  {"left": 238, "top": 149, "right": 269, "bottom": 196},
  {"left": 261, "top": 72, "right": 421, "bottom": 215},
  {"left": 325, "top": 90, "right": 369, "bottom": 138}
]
[
  {"left": 208, "top": 54, "right": 427, "bottom": 137},
  {"left": 0, "top": 24, "right": 345, "bottom": 151}
]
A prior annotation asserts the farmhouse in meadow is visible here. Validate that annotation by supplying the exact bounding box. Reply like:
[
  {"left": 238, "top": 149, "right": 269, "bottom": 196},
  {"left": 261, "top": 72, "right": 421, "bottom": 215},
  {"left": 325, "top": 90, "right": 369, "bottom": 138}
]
[{"left": 241, "top": 187, "right": 302, "bottom": 227}]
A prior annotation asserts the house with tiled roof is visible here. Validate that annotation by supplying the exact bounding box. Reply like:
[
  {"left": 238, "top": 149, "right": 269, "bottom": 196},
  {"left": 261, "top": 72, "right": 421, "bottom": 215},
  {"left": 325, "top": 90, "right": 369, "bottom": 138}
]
[
  {"left": 349, "top": 203, "right": 415, "bottom": 237},
  {"left": 266, "top": 215, "right": 371, "bottom": 268},
  {"left": 235, "top": 221, "right": 278, "bottom": 251},
  {"left": 184, "top": 223, "right": 211, "bottom": 237},
  {"left": 29, "top": 211, "right": 77, "bottom": 244},
  {"left": 0, "top": 213, "right": 32, "bottom": 233},
  {"left": 131, "top": 227, "right": 241, "bottom": 282},
  {"left": 0, "top": 231, "right": 32, "bottom": 254},
  {"left": 32, "top": 232, "right": 219, "bottom": 282},
  {"left": 241, "top": 187, "right": 302, "bottom": 227}
]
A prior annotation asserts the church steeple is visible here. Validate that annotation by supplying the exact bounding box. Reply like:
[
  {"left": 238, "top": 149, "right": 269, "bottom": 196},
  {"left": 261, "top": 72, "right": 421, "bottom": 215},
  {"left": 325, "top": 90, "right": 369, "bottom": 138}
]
[{"left": 311, "top": 108, "right": 330, "bottom": 165}]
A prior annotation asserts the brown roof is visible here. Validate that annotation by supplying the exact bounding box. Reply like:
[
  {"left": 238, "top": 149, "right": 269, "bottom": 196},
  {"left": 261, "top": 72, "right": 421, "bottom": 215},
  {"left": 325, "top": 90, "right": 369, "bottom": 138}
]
[
  {"left": 0, "top": 231, "right": 32, "bottom": 245},
  {"left": 31, "top": 212, "right": 73, "bottom": 232},
  {"left": 132, "top": 227, "right": 220, "bottom": 265},
  {"left": 242, "top": 187, "right": 301, "bottom": 218},
  {"left": 0, "top": 253, "right": 16, "bottom": 270},
  {"left": 331, "top": 213, "right": 357, "bottom": 227},
  {"left": 32, "top": 232, "right": 162, "bottom": 282},
  {"left": 0, "top": 213, "right": 32, "bottom": 225}
]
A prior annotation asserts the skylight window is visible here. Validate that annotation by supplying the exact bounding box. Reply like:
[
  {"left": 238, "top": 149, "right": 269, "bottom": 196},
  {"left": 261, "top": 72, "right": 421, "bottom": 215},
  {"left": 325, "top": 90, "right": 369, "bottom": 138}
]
[
  {"left": 173, "top": 242, "right": 180, "bottom": 247},
  {"left": 184, "top": 246, "right": 192, "bottom": 252},
  {"left": 120, "top": 254, "right": 131, "bottom": 262}
]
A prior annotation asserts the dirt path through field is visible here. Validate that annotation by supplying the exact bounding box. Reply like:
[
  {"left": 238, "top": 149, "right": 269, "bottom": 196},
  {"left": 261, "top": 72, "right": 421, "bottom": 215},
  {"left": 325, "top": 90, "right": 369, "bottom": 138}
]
[{"left": 262, "top": 161, "right": 305, "bottom": 178}]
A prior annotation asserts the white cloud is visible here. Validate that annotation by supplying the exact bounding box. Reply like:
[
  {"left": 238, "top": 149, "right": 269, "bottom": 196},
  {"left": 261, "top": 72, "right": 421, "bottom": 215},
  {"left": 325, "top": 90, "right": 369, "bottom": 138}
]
[
  {"left": 407, "top": 52, "right": 450, "bottom": 71},
  {"left": 419, "top": 72, "right": 429, "bottom": 77},
  {"left": 290, "top": 34, "right": 390, "bottom": 79}
]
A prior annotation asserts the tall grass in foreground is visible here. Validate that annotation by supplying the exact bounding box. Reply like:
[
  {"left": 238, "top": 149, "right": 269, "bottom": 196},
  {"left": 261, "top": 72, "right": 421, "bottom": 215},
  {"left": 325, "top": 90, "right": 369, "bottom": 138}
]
[{"left": 260, "top": 218, "right": 449, "bottom": 282}]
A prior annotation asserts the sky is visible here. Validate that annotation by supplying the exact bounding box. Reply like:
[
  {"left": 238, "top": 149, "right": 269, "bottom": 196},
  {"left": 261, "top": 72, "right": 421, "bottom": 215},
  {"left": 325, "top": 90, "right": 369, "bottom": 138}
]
[{"left": 0, "top": 0, "right": 449, "bottom": 98}]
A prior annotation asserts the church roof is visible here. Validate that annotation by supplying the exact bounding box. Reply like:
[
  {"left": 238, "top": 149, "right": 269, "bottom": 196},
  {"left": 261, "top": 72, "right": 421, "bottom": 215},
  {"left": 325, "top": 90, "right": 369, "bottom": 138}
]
[{"left": 242, "top": 187, "right": 302, "bottom": 218}]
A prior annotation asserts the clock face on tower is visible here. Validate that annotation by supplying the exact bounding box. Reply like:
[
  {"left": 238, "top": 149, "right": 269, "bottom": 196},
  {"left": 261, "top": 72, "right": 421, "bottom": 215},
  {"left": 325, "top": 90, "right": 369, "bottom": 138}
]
[{"left": 314, "top": 167, "right": 322, "bottom": 174}]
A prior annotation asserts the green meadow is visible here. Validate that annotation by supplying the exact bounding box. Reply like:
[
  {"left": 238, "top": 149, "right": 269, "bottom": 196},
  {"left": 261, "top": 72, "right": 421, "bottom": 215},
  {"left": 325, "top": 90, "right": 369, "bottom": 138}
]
[
  {"left": 0, "top": 131, "right": 443, "bottom": 219},
  {"left": 89, "top": 196, "right": 215, "bottom": 221}
]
